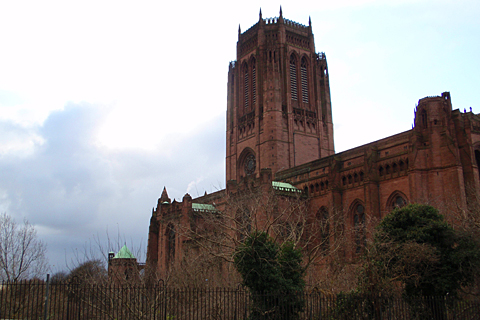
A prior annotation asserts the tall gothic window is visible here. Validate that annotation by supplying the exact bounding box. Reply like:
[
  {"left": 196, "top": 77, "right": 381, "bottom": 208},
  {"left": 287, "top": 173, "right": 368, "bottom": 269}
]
[
  {"left": 476, "top": 149, "right": 480, "bottom": 181},
  {"left": 167, "top": 224, "right": 175, "bottom": 262},
  {"left": 252, "top": 58, "right": 256, "bottom": 106},
  {"left": 301, "top": 57, "right": 309, "bottom": 103},
  {"left": 421, "top": 109, "right": 427, "bottom": 128},
  {"left": 353, "top": 204, "right": 366, "bottom": 254},
  {"left": 317, "top": 207, "right": 330, "bottom": 255},
  {"left": 244, "top": 63, "right": 249, "bottom": 109},
  {"left": 387, "top": 192, "right": 407, "bottom": 212},
  {"left": 290, "top": 55, "right": 298, "bottom": 101}
]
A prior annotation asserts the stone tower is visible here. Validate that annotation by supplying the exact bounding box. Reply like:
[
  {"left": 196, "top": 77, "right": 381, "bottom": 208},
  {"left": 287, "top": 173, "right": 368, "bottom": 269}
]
[{"left": 226, "top": 8, "right": 334, "bottom": 183}]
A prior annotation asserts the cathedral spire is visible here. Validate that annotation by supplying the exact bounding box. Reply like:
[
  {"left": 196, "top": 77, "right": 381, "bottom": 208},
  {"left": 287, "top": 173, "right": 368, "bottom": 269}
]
[
  {"left": 259, "top": 8, "right": 262, "bottom": 21},
  {"left": 238, "top": 24, "right": 241, "bottom": 36},
  {"left": 279, "top": 6, "right": 283, "bottom": 18}
]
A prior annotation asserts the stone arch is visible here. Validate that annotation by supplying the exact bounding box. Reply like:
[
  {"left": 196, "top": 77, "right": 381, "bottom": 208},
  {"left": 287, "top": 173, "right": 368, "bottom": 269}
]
[{"left": 386, "top": 190, "right": 408, "bottom": 213}]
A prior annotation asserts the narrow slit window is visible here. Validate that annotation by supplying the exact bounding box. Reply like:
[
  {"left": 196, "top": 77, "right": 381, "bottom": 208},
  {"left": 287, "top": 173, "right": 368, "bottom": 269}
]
[
  {"left": 244, "top": 65, "right": 249, "bottom": 108},
  {"left": 290, "top": 55, "right": 298, "bottom": 101},
  {"left": 301, "top": 57, "right": 309, "bottom": 103},
  {"left": 252, "top": 62, "right": 256, "bottom": 106}
]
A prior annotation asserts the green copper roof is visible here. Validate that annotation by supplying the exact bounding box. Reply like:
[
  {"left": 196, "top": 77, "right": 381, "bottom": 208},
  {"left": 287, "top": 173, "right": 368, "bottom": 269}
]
[
  {"left": 272, "top": 181, "right": 301, "bottom": 193},
  {"left": 113, "top": 245, "right": 136, "bottom": 259},
  {"left": 192, "top": 203, "right": 217, "bottom": 212}
]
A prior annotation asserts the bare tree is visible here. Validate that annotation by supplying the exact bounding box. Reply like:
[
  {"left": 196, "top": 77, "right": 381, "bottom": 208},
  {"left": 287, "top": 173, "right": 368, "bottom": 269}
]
[
  {"left": 162, "top": 182, "right": 347, "bottom": 288},
  {"left": 0, "top": 213, "right": 48, "bottom": 282}
]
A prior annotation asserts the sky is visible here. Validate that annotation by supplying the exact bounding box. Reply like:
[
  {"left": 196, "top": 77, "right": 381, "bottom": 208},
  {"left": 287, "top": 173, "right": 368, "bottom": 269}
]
[{"left": 0, "top": 0, "right": 479, "bottom": 273}]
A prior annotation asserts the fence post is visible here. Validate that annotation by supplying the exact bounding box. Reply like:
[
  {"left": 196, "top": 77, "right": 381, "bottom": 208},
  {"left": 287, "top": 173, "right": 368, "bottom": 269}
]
[{"left": 43, "top": 274, "right": 50, "bottom": 320}]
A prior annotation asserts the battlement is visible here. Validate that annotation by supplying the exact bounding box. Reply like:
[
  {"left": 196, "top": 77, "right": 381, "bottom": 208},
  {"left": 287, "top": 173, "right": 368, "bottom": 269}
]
[
  {"left": 265, "top": 17, "right": 279, "bottom": 24},
  {"left": 418, "top": 92, "right": 450, "bottom": 104},
  {"left": 284, "top": 18, "right": 308, "bottom": 30},
  {"left": 241, "top": 22, "right": 259, "bottom": 38},
  {"left": 240, "top": 11, "right": 310, "bottom": 42}
]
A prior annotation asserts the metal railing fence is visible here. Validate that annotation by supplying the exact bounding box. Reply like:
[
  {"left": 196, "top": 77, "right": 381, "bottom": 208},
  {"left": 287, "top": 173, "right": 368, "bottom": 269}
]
[{"left": 1, "top": 279, "right": 479, "bottom": 320}]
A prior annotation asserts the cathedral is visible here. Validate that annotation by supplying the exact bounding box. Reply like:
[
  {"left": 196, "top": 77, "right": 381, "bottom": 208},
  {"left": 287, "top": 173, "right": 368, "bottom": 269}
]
[{"left": 146, "top": 10, "right": 480, "bottom": 280}]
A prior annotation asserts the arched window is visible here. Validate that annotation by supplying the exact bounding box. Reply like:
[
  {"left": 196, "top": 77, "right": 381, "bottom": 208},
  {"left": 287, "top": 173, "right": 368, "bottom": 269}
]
[
  {"left": 320, "top": 182, "right": 324, "bottom": 191},
  {"left": 475, "top": 149, "right": 480, "bottom": 178},
  {"left": 310, "top": 184, "right": 314, "bottom": 194},
  {"left": 392, "top": 162, "right": 397, "bottom": 173},
  {"left": 251, "top": 57, "right": 256, "bottom": 106},
  {"left": 475, "top": 149, "right": 480, "bottom": 182},
  {"left": 124, "top": 268, "right": 133, "bottom": 281},
  {"left": 290, "top": 55, "right": 298, "bottom": 101},
  {"left": 399, "top": 160, "right": 405, "bottom": 171},
  {"left": 315, "top": 183, "right": 319, "bottom": 192},
  {"left": 237, "top": 208, "right": 251, "bottom": 241},
  {"left": 385, "top": 164, "right": 391, "bottom": 174},
  {"left": 395, "top": 196, "right": 406, "bottom": 208},
  {"left": 386, "top": 191, "right": 408, "bottom": 212},
  {"left": 353, "top": 204, "right": 365, "bottom": 254},
  {"left": 359, "top": 171, "right": 364, "bottom": 182},
  {"left": 421, "top": 109, "right": 428, "bottom": 128},
  {"left": 301, "top": 57, "right": 309, "bottom": 103},
  {"left": 379, "top": 166, "right": 384, "bottom": 176},
  {"left": 317, "top": 207, "right": 329, "bottom": 254},
  {"left": 348, "top": 174, "right": 353, "bottom": 184},
  {"left": 244, "top": 153, "right": 256, "bottom": 176},
  {"left": 342, "top": 176, "right": 346, "bottom": 186},
  {"left": 244, "top": 63, "right": 249, "bottom": 108},
  {"left": 354, "top": 173, "right": 358, "bottom": 183}
]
